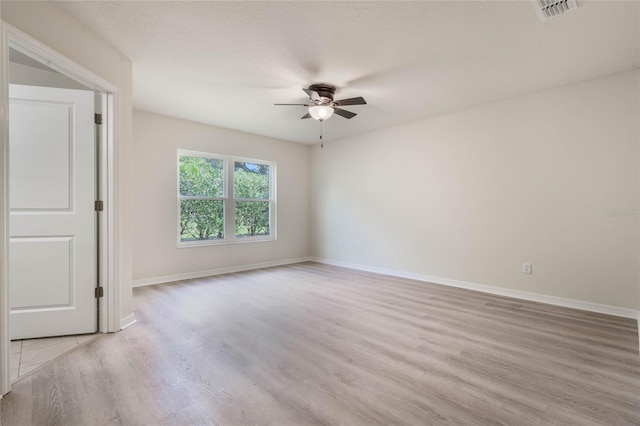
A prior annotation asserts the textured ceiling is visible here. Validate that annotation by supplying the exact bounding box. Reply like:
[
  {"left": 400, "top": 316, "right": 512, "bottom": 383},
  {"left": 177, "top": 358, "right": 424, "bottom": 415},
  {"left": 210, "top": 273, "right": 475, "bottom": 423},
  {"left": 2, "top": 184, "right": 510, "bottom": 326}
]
[{"left": 59, "top": 1, "right": 639, "bottom": 144}]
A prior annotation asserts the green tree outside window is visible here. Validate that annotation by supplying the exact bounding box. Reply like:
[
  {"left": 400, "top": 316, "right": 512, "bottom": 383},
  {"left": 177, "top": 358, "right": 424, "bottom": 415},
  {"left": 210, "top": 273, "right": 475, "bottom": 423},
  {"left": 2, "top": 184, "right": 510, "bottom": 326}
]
[
  {"left": 179, "top": 155, "right": 224, "bottom": 241},
  {"left": 178, "top": 153, "right": 274, "bottom": 245},
  {"left": 234, "top": 162, "right": 270, "bottom": 237}
]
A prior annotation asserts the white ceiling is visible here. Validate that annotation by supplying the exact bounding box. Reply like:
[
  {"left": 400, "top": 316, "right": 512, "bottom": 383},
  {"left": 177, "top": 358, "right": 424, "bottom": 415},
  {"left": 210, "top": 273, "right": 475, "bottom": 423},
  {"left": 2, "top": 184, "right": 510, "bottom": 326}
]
[{"left": 59, "top": 1, "right": 639, "bottom": 144}]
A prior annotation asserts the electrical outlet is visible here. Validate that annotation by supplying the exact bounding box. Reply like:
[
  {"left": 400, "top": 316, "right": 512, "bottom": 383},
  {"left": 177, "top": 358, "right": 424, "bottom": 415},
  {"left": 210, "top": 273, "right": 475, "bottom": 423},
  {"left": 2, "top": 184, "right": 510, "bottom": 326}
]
[{"left": 522, "top": 262, "right": 532, "bottom": 274}]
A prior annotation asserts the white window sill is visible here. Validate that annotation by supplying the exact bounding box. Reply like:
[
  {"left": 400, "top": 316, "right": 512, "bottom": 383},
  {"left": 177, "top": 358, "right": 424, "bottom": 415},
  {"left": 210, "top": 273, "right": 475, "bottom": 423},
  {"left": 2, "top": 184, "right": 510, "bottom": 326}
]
[{"left": 177, "top": 236, "right": 276, "bottom": 248}]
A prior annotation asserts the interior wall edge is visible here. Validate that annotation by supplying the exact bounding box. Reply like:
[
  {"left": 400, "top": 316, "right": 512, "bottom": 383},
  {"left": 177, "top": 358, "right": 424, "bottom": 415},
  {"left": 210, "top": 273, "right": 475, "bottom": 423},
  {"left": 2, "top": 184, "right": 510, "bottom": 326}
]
[
  {"left": 131, "top": 256, "right": 313, "bottom": 288},
  {"left": 311, "top": 257, "right": 640, "bottom": 320}
]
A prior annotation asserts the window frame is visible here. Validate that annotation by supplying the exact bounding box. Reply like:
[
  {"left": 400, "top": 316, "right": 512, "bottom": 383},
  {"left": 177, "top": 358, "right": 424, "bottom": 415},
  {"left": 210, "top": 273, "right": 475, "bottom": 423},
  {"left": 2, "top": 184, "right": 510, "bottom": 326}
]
[{"left": 177, "top": 149, "right": 276, "bottom": 247}]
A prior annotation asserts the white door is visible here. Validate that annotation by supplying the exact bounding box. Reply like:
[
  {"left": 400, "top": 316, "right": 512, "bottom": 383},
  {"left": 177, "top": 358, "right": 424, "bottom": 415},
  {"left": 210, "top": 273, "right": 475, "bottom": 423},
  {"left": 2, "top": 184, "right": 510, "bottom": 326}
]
[{"left": 9, "top": 84, "right": 97, "bottom": 339}]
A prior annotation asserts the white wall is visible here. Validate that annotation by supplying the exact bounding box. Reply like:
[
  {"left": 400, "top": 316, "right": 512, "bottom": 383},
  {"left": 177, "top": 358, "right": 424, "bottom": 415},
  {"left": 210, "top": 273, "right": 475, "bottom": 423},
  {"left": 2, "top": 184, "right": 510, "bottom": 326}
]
[
  {"left": 9, "top": 62, "right": 88, "bottom": 90},
  {"left": 2, "top": 1, "right": 134, "bottom": 321},
  {"left": 132, "top": 110, "right": 310, "bottom": 282},
  {"left": 311, "top": 70, "right": 640, "bottom": 310}
]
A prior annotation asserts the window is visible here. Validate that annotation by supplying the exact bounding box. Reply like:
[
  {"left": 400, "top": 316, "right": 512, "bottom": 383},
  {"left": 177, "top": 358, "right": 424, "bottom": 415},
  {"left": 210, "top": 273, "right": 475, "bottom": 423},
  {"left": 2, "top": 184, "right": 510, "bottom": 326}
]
[
  {"left": 178, "top": 150, "right": 275, "bottom": 246},
  {"left": 234, "top": 161, "right": 271, "bottom": 238}
]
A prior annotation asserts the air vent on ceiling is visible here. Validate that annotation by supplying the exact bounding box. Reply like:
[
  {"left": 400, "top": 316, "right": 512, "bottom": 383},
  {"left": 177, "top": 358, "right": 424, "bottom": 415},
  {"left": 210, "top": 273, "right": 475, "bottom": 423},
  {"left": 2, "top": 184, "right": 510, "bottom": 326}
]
[{"left": 534, "top": 0, "right": 578, "bottom": 21}]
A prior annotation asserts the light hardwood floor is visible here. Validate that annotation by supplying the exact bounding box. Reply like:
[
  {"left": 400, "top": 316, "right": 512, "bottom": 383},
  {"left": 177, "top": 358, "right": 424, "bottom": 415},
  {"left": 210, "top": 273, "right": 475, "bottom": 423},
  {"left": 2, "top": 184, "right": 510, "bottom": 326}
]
[{"left": 1, "top": 262, "right": 639, "bottom": 425}]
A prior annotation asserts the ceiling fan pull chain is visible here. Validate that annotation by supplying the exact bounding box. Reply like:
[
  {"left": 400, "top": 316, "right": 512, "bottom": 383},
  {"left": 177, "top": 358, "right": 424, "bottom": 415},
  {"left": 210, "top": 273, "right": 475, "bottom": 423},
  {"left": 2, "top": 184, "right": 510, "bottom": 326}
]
[{"left": 320, "top": 120, "right": 324, "bottom": 148}]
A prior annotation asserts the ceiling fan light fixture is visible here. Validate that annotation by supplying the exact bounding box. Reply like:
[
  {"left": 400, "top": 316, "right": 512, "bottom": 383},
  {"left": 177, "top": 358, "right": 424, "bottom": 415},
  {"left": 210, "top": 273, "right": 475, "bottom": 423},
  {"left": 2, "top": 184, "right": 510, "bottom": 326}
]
[{"left": 308, "top": 105, "right": 334, "bottom": 121}]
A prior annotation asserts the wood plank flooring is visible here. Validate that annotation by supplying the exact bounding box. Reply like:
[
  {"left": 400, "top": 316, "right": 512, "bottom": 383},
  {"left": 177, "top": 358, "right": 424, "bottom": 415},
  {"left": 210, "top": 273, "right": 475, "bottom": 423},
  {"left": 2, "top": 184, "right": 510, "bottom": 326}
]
[{"left": 1, "top": 262, "right": 639, "bottom": 425}]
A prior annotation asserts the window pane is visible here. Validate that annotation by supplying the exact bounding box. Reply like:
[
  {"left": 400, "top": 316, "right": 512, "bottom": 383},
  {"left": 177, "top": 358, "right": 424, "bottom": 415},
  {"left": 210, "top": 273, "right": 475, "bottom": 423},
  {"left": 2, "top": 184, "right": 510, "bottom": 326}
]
[
  {"left": 234, "top": 162, "right": 269, "bottom": 199},
  {"left": 235, "top": 201, "right": 270, "bottom": 237},
  {"left": 180, "top": 199, "right": 224, "bottom": 241},
  {"left": 179, "top": 155, "right": 224, "bottom": 198}
]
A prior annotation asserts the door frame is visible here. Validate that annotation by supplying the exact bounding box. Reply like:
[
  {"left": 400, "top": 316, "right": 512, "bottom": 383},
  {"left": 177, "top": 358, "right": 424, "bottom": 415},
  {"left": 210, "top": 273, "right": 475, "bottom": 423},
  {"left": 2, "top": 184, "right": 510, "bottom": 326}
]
[{"left": 0, "top": 22, "right": 121, "bottom": 396}]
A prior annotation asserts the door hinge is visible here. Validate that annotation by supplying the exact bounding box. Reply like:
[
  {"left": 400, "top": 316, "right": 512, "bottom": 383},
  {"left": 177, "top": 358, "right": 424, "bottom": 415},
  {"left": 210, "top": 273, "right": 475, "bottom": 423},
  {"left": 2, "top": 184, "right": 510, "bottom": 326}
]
[
  {"left": 94, "top": 113, "right": 103, "bottom": 125},
  {"left": 95, "top": 200, "right": 104, "bottom": 211},
  {"left": 95, "top": 286, "right": 104, "bottom": 298}
]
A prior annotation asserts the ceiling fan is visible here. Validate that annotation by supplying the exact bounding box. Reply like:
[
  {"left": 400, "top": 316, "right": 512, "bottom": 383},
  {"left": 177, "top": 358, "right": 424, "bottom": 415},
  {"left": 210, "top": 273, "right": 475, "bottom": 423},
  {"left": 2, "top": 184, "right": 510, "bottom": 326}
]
[{"left": 275, "top": 83, "right": 367, "bottom": 121}]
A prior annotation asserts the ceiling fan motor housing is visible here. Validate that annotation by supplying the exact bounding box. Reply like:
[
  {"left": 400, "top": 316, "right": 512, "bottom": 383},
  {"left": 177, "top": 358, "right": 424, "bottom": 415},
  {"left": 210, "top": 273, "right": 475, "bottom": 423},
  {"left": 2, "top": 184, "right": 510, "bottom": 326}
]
[{"left": 309, "top": 84, "right": 336, "bottom": 103}]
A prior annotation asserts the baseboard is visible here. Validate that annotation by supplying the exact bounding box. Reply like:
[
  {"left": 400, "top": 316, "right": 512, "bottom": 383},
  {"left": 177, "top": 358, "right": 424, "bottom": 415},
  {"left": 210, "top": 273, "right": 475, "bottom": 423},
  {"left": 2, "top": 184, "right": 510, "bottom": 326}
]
[
  {"left": 311, "top": 257, "right": 640, "bottom": 320},
  {"left": 132, "top": 257, "right": 313, "bottom": 288},
  {"left": 120, "top": 313, "right": 136, "bottom": 330}
]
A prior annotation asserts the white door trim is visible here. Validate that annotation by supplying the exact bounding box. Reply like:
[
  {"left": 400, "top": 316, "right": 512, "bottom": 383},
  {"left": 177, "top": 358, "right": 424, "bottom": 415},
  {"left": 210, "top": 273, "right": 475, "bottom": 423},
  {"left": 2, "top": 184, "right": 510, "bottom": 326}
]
[
  {"left": 0, "top": 20, "right": 10, "bottom": 400},
  {"left": 0, "top": 21, "right": 121, "bottom": 396}
]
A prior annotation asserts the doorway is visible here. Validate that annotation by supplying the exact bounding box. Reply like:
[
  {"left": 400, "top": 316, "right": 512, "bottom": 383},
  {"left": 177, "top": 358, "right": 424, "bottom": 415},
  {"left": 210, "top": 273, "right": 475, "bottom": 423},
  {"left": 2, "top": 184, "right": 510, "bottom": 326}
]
[
  {"left": 7, "top": 49, "right": 104, "bottom": 380},
  {"left": 1, "top": 23, "right": 120, "bottom": 396}
]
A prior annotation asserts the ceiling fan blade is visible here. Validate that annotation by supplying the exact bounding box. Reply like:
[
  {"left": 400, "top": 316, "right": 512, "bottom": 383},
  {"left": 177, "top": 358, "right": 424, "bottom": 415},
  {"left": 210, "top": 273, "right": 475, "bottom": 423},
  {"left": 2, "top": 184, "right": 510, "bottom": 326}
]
[
  {"left": 333, "top": 96, "right": 367, "bottom": 106},
  {"left": 301, "top": 112, "right": 311, "bottom": 119},
  {"left": 274, "top": 103, "right": 309, "bottom": 106},
  {"left": 303, "top": 88, "right": 322, "bottom": 102},
  {"left": 333, "top": 108, "right": 357, "bottom": 119}
]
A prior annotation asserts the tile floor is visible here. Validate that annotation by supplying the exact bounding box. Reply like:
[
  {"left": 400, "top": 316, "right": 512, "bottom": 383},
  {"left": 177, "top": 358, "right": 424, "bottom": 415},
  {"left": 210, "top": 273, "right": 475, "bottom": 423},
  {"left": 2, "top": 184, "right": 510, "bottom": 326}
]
[{"left": 10, "top": 334, "right": 98, "bottom": 382}]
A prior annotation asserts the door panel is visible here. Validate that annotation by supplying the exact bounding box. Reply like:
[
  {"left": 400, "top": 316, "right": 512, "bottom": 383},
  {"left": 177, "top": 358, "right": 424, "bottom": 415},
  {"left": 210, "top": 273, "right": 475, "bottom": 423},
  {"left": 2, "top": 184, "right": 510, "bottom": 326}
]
[
  {"left": 10, "top": 237, "right": 73, "bottom": 308},
  {"left": 10, "top": 101, "right": 72, "bottom": 210},
  {"left": 9, "top": 84, "right": 96, "bottom": 339}
]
